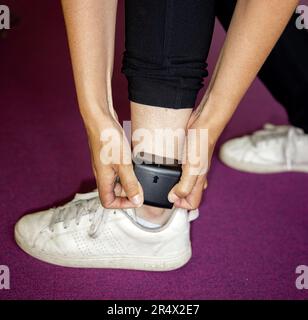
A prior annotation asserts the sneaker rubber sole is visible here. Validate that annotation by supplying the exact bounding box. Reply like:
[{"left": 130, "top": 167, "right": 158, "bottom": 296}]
[
  {"left": 14, "top": 227, "right": 192, "bottom": 271},
  {"left": 219, "top": 149, "right": 308, "bottom": 174}
]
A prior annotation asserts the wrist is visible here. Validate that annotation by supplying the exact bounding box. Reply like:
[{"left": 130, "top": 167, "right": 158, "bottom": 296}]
[
  {"left": 77, "top": 84, "right": 116, "bottom": 120},
  {"left": 81, "top": 106, "right": 118, "bottom": 139},
  {"left": 79, "top": 100, "right": 114, "bottom": 123},
  {"left": 197, "top": 91, "right": 237, "bottom": 138}
]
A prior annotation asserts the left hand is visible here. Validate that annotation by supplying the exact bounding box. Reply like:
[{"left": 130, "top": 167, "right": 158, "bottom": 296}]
[{"left": 168, "top": 107, "right": 218, "bottom": 210}]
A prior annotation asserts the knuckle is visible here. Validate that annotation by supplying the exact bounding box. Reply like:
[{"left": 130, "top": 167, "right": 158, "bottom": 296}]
[
  {"left": 98, "top": 193, "right": 112, "bottom": 209},
  {"left": 176, "top": 187, "right": 190, "bottom": 198},
  {"left": 100, "top": 199, "right": 111, "bottom": 208}
]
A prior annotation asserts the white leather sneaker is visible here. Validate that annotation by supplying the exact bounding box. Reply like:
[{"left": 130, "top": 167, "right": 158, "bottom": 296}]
[
  {"left": 15, "top": 191, "right": 198, "bottom": 271},
  {"left": 219, "top": 124, "right": 308, "bottom": 173}
]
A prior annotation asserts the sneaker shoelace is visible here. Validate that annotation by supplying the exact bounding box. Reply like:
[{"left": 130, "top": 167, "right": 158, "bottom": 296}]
[
  {"left": 251, "top": 124, "right": 304, "bottom": 169},
  {"left": 48, "top": 192, "right": 200, "bottom": 237},
  {"left": 48, "top": 190, "right": 108, "bottom": 238}
]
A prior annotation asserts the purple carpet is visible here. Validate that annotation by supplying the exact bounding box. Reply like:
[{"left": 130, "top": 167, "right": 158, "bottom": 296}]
[{"left": 1, "top": 1, "right": 308, "bottom": 300}]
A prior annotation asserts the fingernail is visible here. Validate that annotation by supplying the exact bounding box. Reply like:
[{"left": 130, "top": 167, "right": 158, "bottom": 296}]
[{"left": 131, "top": 194, "right": 142, "bottom": 205}]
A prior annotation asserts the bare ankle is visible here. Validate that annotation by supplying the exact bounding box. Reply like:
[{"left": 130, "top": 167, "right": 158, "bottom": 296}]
[{"left": 135, "top": 205, "right": 172, "bottom": 225}]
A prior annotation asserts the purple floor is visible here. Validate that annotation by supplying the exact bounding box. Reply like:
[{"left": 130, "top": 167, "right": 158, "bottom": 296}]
[{"left": 1, "top": 1, "right": 308, "bottom": 300}]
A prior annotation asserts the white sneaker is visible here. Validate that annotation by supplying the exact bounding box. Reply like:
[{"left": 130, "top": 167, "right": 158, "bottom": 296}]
[
  {"left": 15, "top": 191, "right": 198, "bottom": 271},
  {"left": 219, "top": 124, "right": 308, "bottom": 173}
]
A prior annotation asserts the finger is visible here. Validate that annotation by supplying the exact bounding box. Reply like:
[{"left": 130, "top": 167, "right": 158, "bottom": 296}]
[
  {"left": 99, "top": 179, "right": 142, "bottom": 209},
  {"left": 114, "top": 182, "right": 124, "bottom": 197},
  {"left": 168, "top": 164, "right": 198, "bottom": 202},
  {"left": 203, "top": 178, "right": 208, "bottom": 190},
  {"left": 118, "top": 165, "right": 144, "bottom": 207},
  {"left": 102, "top": 196, "right": 143, "bottom": 209},
  {"left": 174, "top": 176, "right": 205, "bottom": 209},
  {"left": 96, "top": 167, "right": 118, "bottom": 208}
]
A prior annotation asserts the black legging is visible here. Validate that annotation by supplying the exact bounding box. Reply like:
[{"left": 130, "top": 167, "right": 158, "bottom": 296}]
[
  {"left": 122, "top": 0, "right": 308, "bottom": 132},
  {"left": 122, "top": 0, "right": 216, "bottom": 109}
]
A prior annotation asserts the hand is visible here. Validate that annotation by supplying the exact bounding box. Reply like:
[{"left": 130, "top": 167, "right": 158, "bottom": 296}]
[
  {"left": 85, "top": 111, "right": 143, "bottom": 209},
  {"left": 168, "top": 106, "right": 218, "bottom": 210}
]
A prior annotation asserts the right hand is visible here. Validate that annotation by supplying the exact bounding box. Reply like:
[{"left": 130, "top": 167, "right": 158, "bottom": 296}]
[{"left": 85, "top": 112, "right": 143, "bottom": 209}]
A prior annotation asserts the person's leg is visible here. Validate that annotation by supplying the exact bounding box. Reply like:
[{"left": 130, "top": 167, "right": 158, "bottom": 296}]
[
  {"left": 14, "top": 0, "right": 215, "bottom": 271},
  {"left": 215, "top": 0, "right": 308, "bottom": 133},
  {"left": 130, "top": 103, "right": 192, "bottom": 224},
  {"left": 217, "top": 1, "right": 308, "bottom": 174},
  {"left": 122, "top": 0, "right": 216, "bottom": 223}
]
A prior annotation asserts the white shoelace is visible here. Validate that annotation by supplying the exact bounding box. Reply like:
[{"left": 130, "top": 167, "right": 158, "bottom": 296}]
[
  {"left": 251, "top": 124, "right": 305, "bottom": 169},
  {"left": 48, "top": 190, "right": 108, "bottom": 238},
  {"left": 48, "top": 191, "right": 200, "bottom": 237},
  {"left": 251, "top": 124, "right": 290, "bottom": 145}
]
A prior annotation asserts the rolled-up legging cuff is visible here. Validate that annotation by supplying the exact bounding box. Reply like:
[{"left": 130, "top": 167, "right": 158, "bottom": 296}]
[{"left": 125, "top": 76, "right": 201, "bottom": 109}]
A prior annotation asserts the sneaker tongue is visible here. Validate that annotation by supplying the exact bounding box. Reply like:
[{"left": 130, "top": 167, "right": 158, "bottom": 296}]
[{"left": 73, "top": 190, "right": 99, "bottom": 202}]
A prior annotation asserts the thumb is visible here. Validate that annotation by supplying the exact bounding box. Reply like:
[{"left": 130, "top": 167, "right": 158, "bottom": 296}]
[
  {"left": 168, "top": 164, "right": 198, "bottom": 203},
  {"left": 117, "top": 164, "right": 143, "bottom": 207}
]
